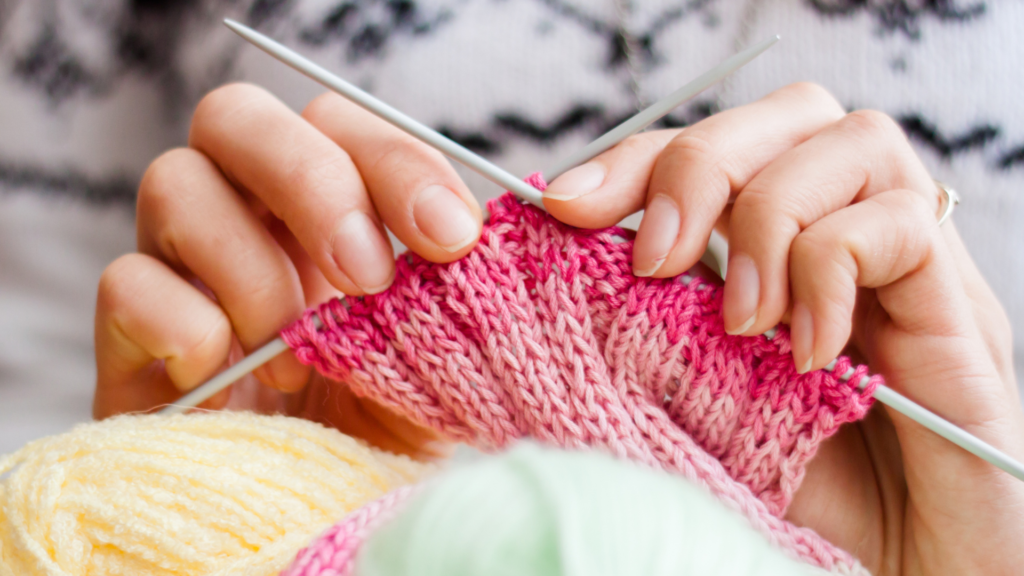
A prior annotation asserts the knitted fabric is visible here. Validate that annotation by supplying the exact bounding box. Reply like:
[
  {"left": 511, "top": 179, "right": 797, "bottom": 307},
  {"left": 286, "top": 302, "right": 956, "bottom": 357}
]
[{"left": 280, "top": 174, "right": 880, "bottom": 574}]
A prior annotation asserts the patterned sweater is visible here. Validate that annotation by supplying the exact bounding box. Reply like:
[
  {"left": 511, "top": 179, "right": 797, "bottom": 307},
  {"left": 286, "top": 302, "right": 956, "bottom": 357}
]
[{"left": 0, "top": 0, "right": 1020, "bottom": 452}]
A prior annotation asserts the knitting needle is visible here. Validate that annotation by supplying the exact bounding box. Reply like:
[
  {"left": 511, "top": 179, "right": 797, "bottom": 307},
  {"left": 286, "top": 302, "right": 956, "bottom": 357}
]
[
  {"left": 543, "top": 34, "right": 779, "bottom": 181},
  {"left": 161, "top": 25, "right": 1024, "bottom": 488},
  {"left": 816, "top": 358, "right": 1024, "bottom": 481},
  {"left": 164, "top": 25, "right": 774, "bottom": 416},
  {"left": 869, "top": 379, "right": 1024, "bottom": 480}
]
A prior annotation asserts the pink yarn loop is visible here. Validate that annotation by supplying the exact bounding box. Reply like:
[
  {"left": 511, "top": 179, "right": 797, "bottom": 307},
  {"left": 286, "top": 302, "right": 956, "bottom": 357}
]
[{"left": 281, "top": 174, "right": 880, "bottom": 574}]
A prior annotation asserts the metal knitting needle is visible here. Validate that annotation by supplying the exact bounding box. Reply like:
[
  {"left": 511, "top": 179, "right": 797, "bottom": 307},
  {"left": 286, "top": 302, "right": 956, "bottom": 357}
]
[
  {"left": 162, "top": 24, "right": 1024, "bottom": 488},
  {"left": 869, "top": 380, "right": 1024, "bottom": 480},
  {"left": 543, "top": 34, "right": 779, "bottom": 180},
  {"left": 165, "top": 24, "right": 774, "bottom": 415},
  {"left": 822, "top": 361, "right": 1024, "bottom": 481}
]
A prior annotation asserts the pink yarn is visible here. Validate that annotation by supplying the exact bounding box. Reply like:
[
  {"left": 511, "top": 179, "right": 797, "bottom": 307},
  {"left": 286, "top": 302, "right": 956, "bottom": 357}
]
[
  {"left": 280, "top": 174, "right": 879, "bottom": 574},
  {"left": 281, "top": 486, "right": 418, "bottom": 576}
]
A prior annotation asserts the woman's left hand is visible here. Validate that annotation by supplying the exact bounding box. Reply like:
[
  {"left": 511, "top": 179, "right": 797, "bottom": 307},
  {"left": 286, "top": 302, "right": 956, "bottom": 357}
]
[{"left": 543, "top": 82, "right": 1024, "bottom": 575}]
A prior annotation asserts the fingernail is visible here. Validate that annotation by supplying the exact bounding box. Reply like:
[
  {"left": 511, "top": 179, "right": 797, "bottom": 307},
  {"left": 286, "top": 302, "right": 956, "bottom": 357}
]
[
  {"left": 543, "top": 162, "right": 606, "bottom": 201},
  {"left": 723, "top": 253, "right": 760, "bottom": 334},
  {"left": 633, "top": 194, "right": 680, "bottom": 277},
  {"left": 332, "top": 211, "right": 395, "bottom": 294},
  {"left": 791, "top": 301, "right": 814, "bottom": 373},
  {"left": 414, "top": 185, "right": 480, "bottom": 252}
]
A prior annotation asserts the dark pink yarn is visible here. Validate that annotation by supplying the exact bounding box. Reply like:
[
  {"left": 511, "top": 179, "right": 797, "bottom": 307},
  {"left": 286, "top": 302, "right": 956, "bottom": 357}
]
[{"left": 280, "top": 174, "right": 879, "bottom": 574}]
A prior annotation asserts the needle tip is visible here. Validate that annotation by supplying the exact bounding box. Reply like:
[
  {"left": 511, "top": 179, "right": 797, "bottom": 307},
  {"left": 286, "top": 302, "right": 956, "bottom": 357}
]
[{"left": 223, "top": 18, "right": 244, "bottom": 33}]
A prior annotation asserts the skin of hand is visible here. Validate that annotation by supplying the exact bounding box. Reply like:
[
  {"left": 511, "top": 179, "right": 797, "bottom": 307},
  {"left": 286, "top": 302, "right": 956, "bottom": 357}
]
[
  {"left": 543, "top": 82, "right": 1024, "bottom": 575},
  {"left": 94, "top": 81, "right": 1024, "bottom": 573}
]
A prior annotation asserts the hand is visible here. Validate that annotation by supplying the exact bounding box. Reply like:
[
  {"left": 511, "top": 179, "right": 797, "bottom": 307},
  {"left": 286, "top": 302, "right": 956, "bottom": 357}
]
[
  {"left": 93, "top": 83, "right": 480, "bottom": 458},
  {"left": 543, "top": 82, "right": 1024, "bottom": 575}
]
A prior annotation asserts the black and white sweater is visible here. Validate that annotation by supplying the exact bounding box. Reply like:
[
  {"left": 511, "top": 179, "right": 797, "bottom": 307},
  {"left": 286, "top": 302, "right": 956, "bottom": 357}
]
[{"left": 0, "top": 0, "right": 1019, "bottom": 451}]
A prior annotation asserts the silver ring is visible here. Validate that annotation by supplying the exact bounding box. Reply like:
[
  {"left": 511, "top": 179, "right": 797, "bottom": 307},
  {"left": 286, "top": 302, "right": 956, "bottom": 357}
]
[{"left": 934, "top": 180, "right": 960, "bottom": 227}]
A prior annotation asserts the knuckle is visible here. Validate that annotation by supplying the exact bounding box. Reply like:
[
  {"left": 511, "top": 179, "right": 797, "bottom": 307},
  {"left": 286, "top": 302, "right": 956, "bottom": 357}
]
[
  {"left": 97, "top": 253, "right": 151, "bottom": 314},
  {"left": 777, "top": 82, "right": 843, "bottom": 115},
  {"left": 658, "top": 132, "right": 729, "bottom": 197},
  {"left": 868, "top": 192, "right": 938, "bottom": 274},
  {"left": 244, "top": 268, "right": 297, "bottom": 313},
  {"left": 732, "top": 184, "right": 803, "bottom": 235},
  {"left": 138, "top": 148, "right": 202, "bottom": 209},
  {"left": 794, "top": 220, "right": 856, "bottom": 279},
  {"left": 792, "top": 228, "right": 857, "bottom": 310},
  {"left": 791, "top": 226, "right": 831, "bottom": 263},
  {"left": 879, "top": 190, "right": 937, "bottom": 240},
  {"left": 900, "top": 188, "right": 935, "bottom": 221},
  {"left": 137, "top": 149, "right": 214, "bottom": 253},
  {"left": 191, "top": 82, "right": 271, "bottom": 139},
  {"left": 841, "top": 109, "right": 903, "bottom": 142},
  {"left": 664, "top": 131, "right": 716, "bottom": 161},
  {"left": 178, "top": 312, "right": 233, "bottom": 365},
  {"left": 283, "top": 152, "right": 354, "bottom": 200},
  {"left": 618, "top": 132, "right": 668, "bottom": 159},
  {"left": 301, "top": 91, "right": 345, "bottom": 125},
  {"left": 367, "top": 135, "right": 445, "bottom": 182}
]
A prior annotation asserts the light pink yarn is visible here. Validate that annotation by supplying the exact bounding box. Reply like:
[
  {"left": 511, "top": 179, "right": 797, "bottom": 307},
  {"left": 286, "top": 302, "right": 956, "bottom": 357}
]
[{"left": 280, "top": 174, "right": 879, "bottom": 574}]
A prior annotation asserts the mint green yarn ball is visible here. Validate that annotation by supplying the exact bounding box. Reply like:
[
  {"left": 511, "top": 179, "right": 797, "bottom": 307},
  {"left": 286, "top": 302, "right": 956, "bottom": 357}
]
[{"left": 355, "top": 444, "right": 823, "bottom": 576}]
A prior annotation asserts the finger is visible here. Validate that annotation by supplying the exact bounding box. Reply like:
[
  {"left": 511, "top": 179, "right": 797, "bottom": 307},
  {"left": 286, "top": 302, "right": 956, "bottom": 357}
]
[
  {"left": 136, "top": 148, "right": 311, "bottom": 392},
  {"left": 542, "top": 130, "right": 680, "bottom": 227},
  {"left": 301, "top": 92, "right": 483, "bottom": 261},
  {"left": 794, "top": 193, "right": 1024, "bottom": 546},
  {"left": 94, "top": 253, "right": 233, "bottom": 418},
  {"left": 189, "top": 83, "right": 393, "bottom": 295},
  {"left": 723, "top": 109, "right": 937, "bottom": 335},
  {"left": 788, "top": 190, "right": 953, "bottom": 372},
  {"left": 544, "top": 83, "right": 846, "bottom": 270}
]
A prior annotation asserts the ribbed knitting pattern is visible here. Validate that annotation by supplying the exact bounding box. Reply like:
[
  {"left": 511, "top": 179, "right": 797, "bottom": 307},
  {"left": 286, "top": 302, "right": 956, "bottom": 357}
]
[{"left": 281, "top": 174, "right": 880, "bottom": 573}]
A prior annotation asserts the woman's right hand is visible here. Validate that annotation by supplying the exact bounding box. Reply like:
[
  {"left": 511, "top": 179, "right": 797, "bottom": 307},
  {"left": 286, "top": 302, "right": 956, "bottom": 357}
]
[{"left": 93, "top": 83, "right": 482, "bottom": 456}]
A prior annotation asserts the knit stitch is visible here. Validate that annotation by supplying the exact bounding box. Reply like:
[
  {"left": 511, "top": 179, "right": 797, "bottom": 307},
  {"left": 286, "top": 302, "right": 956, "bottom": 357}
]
[{"left": 281, "top": 174, "right": 880, "bottom": 573}]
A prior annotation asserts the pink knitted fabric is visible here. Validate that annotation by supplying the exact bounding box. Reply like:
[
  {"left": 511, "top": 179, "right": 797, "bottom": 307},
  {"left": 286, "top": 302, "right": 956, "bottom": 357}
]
[{"left": 280, "top": 174, "right": 880, "bottom": 574}]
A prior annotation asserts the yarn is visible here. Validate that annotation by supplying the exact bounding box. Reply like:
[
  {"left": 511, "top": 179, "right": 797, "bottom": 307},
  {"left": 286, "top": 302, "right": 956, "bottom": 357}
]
[
  {"left": 283, "top": 486, "right": 419, "bottom": 576},
  {"left": 0, "top": 412, "right": 428, "bottom": 576},
  {"left": 284, "top": 444, "right": 826, "bottom": 576},
  {"left": 280, "top": 175, "right": 880, "bottom": 574}
]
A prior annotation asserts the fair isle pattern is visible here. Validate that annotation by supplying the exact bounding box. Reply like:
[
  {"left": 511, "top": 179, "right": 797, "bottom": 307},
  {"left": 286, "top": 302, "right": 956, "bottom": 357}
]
[
  {"left": 281, "top": 486, "right": 419, "bottom": 576},
  {"left": 281, "top": 174, "right": 879, "bottom": 573}
]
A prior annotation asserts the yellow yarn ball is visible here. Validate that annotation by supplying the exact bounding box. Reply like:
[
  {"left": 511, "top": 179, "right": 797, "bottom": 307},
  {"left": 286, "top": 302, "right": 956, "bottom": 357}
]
[{"left": 0, "top": 412, "right": 429, "bottom": 576}]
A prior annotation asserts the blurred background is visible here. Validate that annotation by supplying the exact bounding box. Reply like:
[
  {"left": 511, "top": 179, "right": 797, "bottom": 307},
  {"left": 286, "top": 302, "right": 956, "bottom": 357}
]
[{"left": 1, "top": 0, "right": 1022, "bottom": 453}]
